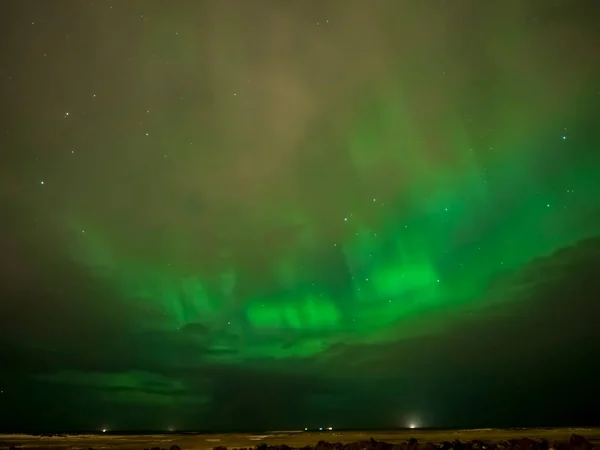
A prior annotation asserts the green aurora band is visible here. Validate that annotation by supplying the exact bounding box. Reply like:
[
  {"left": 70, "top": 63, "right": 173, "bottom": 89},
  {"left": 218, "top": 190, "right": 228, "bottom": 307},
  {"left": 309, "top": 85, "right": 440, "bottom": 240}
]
[{"left": 67, "top": 87, "right": 599, "bottom": 366}]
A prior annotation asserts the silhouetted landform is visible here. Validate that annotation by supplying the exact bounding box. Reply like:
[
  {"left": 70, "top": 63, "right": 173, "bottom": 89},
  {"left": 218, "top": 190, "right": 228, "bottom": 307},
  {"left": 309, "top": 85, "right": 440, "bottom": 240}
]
[
  {"left": 211, "top": 435, "right": 595, "bottom": 450},
  {"left": 4, "top": 434, "right": 589, "bottom": 450},
  {"left": 1, "top": 431, "right": 598, "bottom": 450}
]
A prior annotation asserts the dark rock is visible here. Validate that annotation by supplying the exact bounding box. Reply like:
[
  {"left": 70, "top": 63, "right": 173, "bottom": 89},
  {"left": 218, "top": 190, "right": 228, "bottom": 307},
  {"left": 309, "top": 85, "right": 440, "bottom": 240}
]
[
  {"left": 170, "top": 446, "right": 182, "bottom": 450},
  {"left": 374, "top": 441, "right": 393, "bottom": 450},
  {"left": 317, "top": 440, "right": 335, "bottom": 450},
  {"left": 345, "top": 442, "right": 362, "bottom": 450},
  {"left": 569, "top": 435, "right": 594, "bottom": 450},
  {"left": 407, "top": 439, "right": 420, "bottom": 450},
  {"left": 511, "top": 438, "right": 537, "bottom": 450},
  {"left": 537, "top": 439, "right": 549, "bottom": 450},
  {"left": 472, "top": 440, "right": 487, "bottom": 450},
  {"left": 363, "top": 439, "right": 379, "bottom": 450},
  {"left": 497, "top": 441, "right": 510, "bottom": 450}
]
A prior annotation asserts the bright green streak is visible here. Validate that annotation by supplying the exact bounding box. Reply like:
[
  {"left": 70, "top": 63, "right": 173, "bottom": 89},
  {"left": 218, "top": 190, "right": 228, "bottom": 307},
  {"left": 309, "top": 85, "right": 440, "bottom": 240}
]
[{"left": 68, "top": 86, "right": 600, "bottom": 366}]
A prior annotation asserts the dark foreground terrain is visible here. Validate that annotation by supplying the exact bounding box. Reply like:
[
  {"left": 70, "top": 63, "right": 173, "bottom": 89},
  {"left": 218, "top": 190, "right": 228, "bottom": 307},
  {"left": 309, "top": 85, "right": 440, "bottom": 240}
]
[{"left": 0, "top": 429, "right": 597, "bottom": 450}]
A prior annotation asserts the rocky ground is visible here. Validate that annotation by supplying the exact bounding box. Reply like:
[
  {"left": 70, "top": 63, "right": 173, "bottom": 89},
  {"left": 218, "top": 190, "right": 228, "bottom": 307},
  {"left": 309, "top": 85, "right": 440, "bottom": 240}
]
[{"left": 0, "top": 428, "right": 597, "bottom": 450}]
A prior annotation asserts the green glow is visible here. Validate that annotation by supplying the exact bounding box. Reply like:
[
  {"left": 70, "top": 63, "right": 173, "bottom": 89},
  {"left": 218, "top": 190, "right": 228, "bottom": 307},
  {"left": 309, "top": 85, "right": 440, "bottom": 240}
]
[
  {"left": 65, "top": 81, "right": 600, "bottom": 366},
  {"left": 247, "top": 295, "right": 341, "bottom": 330},
  {"left": 5, "top": 0, "right": 600, "bottom": 431}
]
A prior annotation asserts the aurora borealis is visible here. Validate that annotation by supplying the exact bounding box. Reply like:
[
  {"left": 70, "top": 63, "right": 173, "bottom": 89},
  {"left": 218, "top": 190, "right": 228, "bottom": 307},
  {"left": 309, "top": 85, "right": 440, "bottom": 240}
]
[{"left": 1, "top": 0, "right": 600, "bottom": 432}]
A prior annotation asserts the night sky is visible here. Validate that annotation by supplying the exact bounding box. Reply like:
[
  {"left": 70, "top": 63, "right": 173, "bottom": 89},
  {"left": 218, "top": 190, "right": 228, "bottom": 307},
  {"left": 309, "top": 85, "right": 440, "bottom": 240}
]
[{"left": 1, "top": 0, "right": 600, "bottom": 433}]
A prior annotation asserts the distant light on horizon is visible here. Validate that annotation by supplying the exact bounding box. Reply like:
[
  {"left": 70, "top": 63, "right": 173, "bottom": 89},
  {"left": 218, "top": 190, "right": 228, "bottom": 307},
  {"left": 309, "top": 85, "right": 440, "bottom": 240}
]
[
  {"left": 409, "top": 423, "right": 417, "bottom": 429},
  {"left": 102, "top": 429, "right": 107, "bottom": 433}
]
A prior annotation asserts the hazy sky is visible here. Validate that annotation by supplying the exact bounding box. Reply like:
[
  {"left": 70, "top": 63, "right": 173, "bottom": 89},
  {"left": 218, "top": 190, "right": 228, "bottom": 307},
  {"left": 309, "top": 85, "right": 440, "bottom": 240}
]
[{"left": 1, "top": 0, "right": 599, "bottom": 432}]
